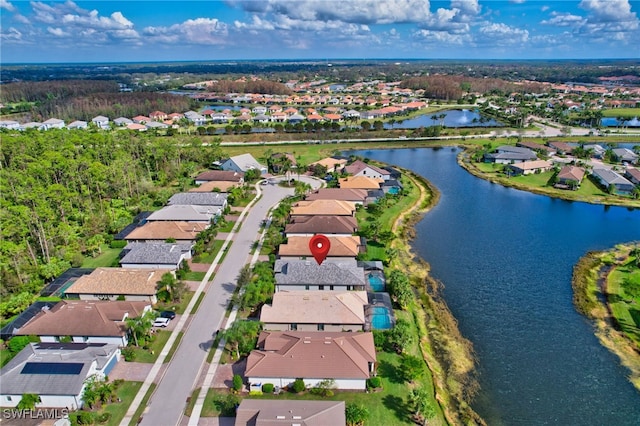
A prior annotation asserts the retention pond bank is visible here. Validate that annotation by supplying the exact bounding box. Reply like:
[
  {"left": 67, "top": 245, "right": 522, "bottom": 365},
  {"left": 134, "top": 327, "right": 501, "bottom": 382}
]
[{"left": 353, "top": 147, "right": 640, "bottom": 425}]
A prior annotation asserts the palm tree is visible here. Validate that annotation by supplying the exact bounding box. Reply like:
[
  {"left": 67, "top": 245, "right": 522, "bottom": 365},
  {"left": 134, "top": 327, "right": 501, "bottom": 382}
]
[{"left": 125, "top": 312, "right": 154, "bottom": 347}]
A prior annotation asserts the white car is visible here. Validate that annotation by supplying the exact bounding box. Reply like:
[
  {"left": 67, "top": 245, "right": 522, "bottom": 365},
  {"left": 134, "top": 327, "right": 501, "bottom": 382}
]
[{"left": 153, "top": 317, "right": 170, "bottom": 328}]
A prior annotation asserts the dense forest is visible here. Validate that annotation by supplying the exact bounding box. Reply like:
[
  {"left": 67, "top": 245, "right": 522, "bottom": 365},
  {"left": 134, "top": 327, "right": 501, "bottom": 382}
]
[
  {"left": 399, "top": 75, "right": 548, "bottom": 100},
  {"left": 0, "top": 130, "right": 224, "bottom": 319},
  {"left": 0, "top": 80, "right": 196, "bottom": 122}
]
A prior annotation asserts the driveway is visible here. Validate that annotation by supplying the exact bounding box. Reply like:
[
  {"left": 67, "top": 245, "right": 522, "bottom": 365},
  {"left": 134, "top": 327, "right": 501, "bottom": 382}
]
[{"left": 137, "top": 178, "right": 320, "bottom": 426}]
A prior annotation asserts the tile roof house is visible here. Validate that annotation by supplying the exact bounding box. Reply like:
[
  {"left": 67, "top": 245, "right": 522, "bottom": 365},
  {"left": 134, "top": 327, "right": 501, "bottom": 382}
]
[
  {"left": 221, "top": 154, "right": 267, "bottom": 175},
  {"left": 120, "top": 242, "right": 192, "bottom": 270},
  {"left": 624, "top": 167, "right": 640, "bottom": 185},
  {"left": 67, "top": 120, "right": 88, "bottom": 130},
  {"left": 309, "top": 157, "right": 348, "bottom": 173},
  {"left": 290, "top": 200, "right": 356, "bottom": 217},
  {"left": 284, "top": 215, "right": 358, "bottom": 237},
  {"left": 234, "top": 400, "right": 346, "bottom": 426},
  {"left": 338, "top": 176, "right": 384, "bottom": 190},
  {"left": 64, "top": 268, "right": 171, "bottom": 303},
  {"left": 0, "top": 342, "right": 120, "bottom": 409},
  {"left": 245, "top": 331, "right": 376, "bottom": 390},
  {"left": 189, "top": 181, "right": 239, "bottom": 193},
  {"left": 114, "top": 117, "right": 133, "bottom": 126},
  {"left": 506, "top": 160, "right": 553, "bottom": 176},
  {"left": 484, "top": 146, "right": 538, "bottom": 164},
  {"left": 273, "top": 258, "right": 366, "bottom": 291},
  {"left": 343, "top": 160, "right": 391, "bottom": 181},
  {"left": 260, "top": 291, "right": 368, "bottom": 332},
  {"left": 555, "top": 165, "right": 586, "bottom": 190},
  {"left": 91, "top": 115, "right": 110, "bottom": 129},
  {"left": 548, "top": 141, "right": 574, "bottom": 155},
  {"left": 590, "top": 168, "right": 636, "bottom": 195},
  {"left": 42, "top": 118, "right": 66, "bottom": 130},
  {"left": 147, "top": 205, "right": 217, "bottom": 223},
  {"left": 305, "top": 188, "right": 368, "bottom": 204},
  {"left": 124, "top": 221, "right": 209, "bottom": 243},
  {"left": 168, "top": 192, "right": 228, "bottom": 209},
  {"left": 516, "top": 141, "right": 556, "bottom": 155},
  {"left": 277, "top": 236, "right": 364, "bottom": 260},
  {"left": 194, "top": 170, "right": 244, "bottom": 185},
  {"left": 15, "top": 300, "right": 151, "bottom": 346},
  {"left": 612, "top": 148, "right": 639, "bottom": 164}
]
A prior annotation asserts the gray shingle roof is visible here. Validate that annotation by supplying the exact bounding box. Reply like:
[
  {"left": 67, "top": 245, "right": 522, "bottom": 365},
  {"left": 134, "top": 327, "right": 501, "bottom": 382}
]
[
  {"left": 274, "top": 259, "right": 365, "bottom": 286},
  {"left": 168, "top": 192, "right": 228, "bottom": 206},
  {"left": 0, "top": 342, "right": 119, "bottom": 396},
  {"left": 120, "top": 242, "right": 192, "bottom": 265}
]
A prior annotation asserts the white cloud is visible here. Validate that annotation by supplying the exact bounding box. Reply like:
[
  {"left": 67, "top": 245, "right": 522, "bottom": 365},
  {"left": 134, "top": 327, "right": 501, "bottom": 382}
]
[
  {"left": 1, "top": 0, "right": 15, "bottom": 12},
  {"left": 47, "top": 27, "right": 69, "bottom": 37},
  {"left": 477, "top": 22, "right": 529, "bottom": 45},
  {"left": 579, "top": 0, "right": 637, "bottom": 23},
  {"left": 413, "top": 29, "right": 471, "bottom": 45},
  {"left": 144, "top": 18, "right": 229, "bottom": 45},
  {"left": 1, "top": 27, "right": 21, "bottom": 41},
  {"left": 541, "top": 12, "right": 586, "bottom": 27}
]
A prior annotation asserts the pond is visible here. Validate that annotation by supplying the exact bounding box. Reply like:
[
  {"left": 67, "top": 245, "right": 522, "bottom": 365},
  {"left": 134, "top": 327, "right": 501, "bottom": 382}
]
[{"left": 384, "top": 109, "right": 504, "bottom": 129}]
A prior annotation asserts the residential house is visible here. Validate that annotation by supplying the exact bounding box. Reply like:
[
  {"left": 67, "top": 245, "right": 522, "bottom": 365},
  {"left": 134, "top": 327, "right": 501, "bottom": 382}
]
[
  {"left": 516, "top": 141, "right": 556, "bottom": 156},
  {"left": 269, "top": 153, "right": 297, "bottom": 173},
  {"left": 548, "top": 141, "right": 574, "bottom": 155},
  {"left": 484, "top": 146, "right": 538, "bottom": 164},
  {"left": 119, "top": 242, "right": 192, "bottom": 270},
  {"left": 124, "top": 221, "right": 209, "bottom": 244},
  {"left": 221, "top": 154, "right": 268, "bottom": 175},
  {"left": 132, "top": 115, "right": 151, "bottom": 124},
  {"left": 114, "top": 117, "right": 133, "bottom": 126},
  {"left": 67, "top": 120, "right": 88, "bottom": 130},
  {"left": 64, "top": 267, "right": 171, "bottom": 303},
  {"left": 382, "top": 179, "right": 403, "bottom": 194},
  {"left": 168, "top": 192, "right": 228, "bottom": 213},
  {"left": 309, "top": 156, "right": 348, "bottom": 173},
  {"left": 338, "top": 176, "right": 384, "bottom": 190},
  {"left": 343, "top": 160, "right": 391, "bottom": 180},
  {"left": 146, "top": 205, "right": 216, "bottom": 223},
  {"left": 91, "top": 115, "right": 110, "bottom": 129},
  {"left": 590, "top": 168, "right": 636, "bottom": 195},
  {"left": 234, "top": 400, "right": 345, "bottom": 426},
  {"left": 624, "top": 167, "right": 640, "bottom": 185},
  {"left": 260, "top": 291, "right": 368, "bottom": 331},
  {"left": 0, "top": 342, "right": 120, "bottom": 409},
  {"left": 41, "top": 118, "right": 66, "bottom": 130},
  {"left": 506, "top": 160, "right": 553, "bottom": 176},
  {"left": 149, "top": 111, "right": 168, "bottom": 121},
  {"left": 127, "top": 123, "right": 147, "bottom": 131},
  {"left": 194, "top": 170, "right": 244, "bottom": 186},
  {"left": 245, "top": 331, "right": 376, "bottom": 390},
  {"left": 612, "top": 148, "right": 639, "bottom": 164},
  {"left": 274, "top": 258, "right": 366, "bottom": 291},
  {"left": 146, "top": 121, "right": 169, "bottom": 130},
  {"left": 15, "top": 300, "right": 151, "bottom": 346},
  {"left": 305, "top": 188, "right": 368, "bottom": 205},
  {"left": 290, "top": 200, "right": 357, "bottom": 217},
  {"left": 583, "top": 144, "right": 606, "bottom": 159},
  {"left": 0, "top": 120, "right": 21, "bottom": 130},
  {"left": 555, "top": 165, "right": 586, "bottom": 190},
  {"left": 278, "top": 236, "right": 364, "bottom": 260},
  {"left": 284, "top": 215, "right": 358, "bottom": 237},
  {"left": 184, "top": 111, "right": 206, "bottom": 126}
]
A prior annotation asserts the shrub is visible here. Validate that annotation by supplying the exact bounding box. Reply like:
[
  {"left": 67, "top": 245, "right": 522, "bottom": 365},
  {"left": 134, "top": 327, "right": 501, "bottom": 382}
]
[
  {"left": 214, "top": 393, "right": 240, "bottom": 417},
  {"left": 367, "top": 377, "right": 382, "bottom": 389},
  {"left": 291, "top": 378, "right": 306, "bottom": 393},
  {"left": 96, "top": 412, "right": 111, "bottom": 424},
  {"left": 262, "top": 383, "right": 274, "bottom": 393},
  {"left": 121, "top": 347, "right": 135, "bottom": 362},
  {"left": 109, "top": 240, "right": 128, "bottom": 249},
  {"left": 8, "top": 336, "right": 31, "bottom": 354},
  {"left": 73, "top": 411, "right": 96, "bottom": 425},
  {"left": 232, "top": 374, "right": 243, "bottom": 392}
]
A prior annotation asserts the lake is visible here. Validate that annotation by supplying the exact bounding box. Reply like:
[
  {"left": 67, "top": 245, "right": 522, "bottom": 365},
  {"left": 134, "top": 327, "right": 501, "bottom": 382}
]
[
  {"left": 384, "top": 109, "right": 503, "bottom": 129},
  {"left": 352, "top": 147, "right": 640, "bottom": 425}
]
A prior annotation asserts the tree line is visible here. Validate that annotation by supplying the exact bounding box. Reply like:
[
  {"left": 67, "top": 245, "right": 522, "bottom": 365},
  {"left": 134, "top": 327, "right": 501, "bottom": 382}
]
[
  {"left": 0, "top": 129, "right": 225, "bottom": 319},
  {"left": 203, "top": 79, "right": 292, "bottom": 95},
  {"left": 399, "top": 75, "right": 548, "bottom": 100}
]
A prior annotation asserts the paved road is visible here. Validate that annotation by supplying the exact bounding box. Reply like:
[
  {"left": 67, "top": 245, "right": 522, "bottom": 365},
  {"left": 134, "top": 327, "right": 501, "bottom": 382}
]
[{"left": 139, "top": 177, "right": 320, "bottom": 426}]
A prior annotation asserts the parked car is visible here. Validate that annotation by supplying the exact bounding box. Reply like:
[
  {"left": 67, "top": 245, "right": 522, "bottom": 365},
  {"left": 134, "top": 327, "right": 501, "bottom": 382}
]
[
  {"left": 159, "top": 310, "right": 176, "bottom": 319},
  {"left": 153, "top": 317, "right": 170, "bottom": 328}
]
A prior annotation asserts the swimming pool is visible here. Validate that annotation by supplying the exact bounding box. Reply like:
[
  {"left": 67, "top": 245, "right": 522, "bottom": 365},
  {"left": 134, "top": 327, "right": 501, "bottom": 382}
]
[
  {"left": 371, "top": 306, "right": 392, "bottom": 329},
  {"left": 388, "top": 187, "right": 399, "bottom": 195},
  {"left": 367, "top": 274, "right": 385, "bottom": 291}
]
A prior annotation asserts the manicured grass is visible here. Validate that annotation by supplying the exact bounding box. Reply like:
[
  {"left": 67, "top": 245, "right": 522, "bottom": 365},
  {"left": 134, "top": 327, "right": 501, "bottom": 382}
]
[
  {"left": 156, "top": 291, "right": 194, "bottom": 315},
  {"left": 128, "top": 383, "right": 156, "bottom": 426},
  {"left": 218, "top": 220, "right": 236, "bottom": 233},
  {"left": 82, "top": 245, "right": 122, "bottom": 268},
  {"left": 362, "top": 241, "right": 388, "bottom": 262},
  {"left": 164, "top": 331, "right": 183, "bottom": 363},
  {"left": 511, "top": 171, "right": 554, "bottom": 187},
  {"left": 191, "top": 292, "right": 206, "bottom": 315},
  {"left": 129, "top": 330, "right": 171, "bottom": 363},
  {"left": 194, "top": 240, "right": 225, "bottom": 263},
  {"left": 102, "top": 381, "right": 143, "bottom": 426},
  {"left": 35, "top": 296, "right": 62, "bottom": 302},
  {"left": 182, "top": 271, "right": 206, "bottom": 281},
  {"left": 184, "top": 388, "right": 201, "bottom": 417},
  {"left": 601, "top": 108, "right": 640, "bottom": 118},
  {"left": 608, "top": 260, "right": 640, "bottom": 346},
  {"left": 0, "top": 349, "right": 12, "bottom": 368}
]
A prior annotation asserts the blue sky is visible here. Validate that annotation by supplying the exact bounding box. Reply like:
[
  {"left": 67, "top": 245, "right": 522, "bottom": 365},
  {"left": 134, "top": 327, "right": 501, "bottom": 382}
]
[{"left": 1, "top": 0, "right": 639, "bottom": 63}]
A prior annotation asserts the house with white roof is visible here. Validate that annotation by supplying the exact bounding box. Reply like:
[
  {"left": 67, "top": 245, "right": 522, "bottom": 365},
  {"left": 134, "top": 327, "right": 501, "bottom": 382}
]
[
  {"left": 42, "top": 118, "right": 66, "bottom": 130},
  {"left": 221, "top": 154, "right": 267, "bottom": 175},
  {"left": 92, "top": 116, "right": 110, "bottom": 129},
  {"left": 67, "top": 120, "right": 88, "bottom": 130},
  {"left": 590, "top": 168, "right": 636, "bottom": 195}
]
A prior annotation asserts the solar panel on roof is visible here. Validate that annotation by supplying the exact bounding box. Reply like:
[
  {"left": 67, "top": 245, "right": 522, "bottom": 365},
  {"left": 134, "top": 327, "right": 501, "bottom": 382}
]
[{"left": 21, "top": 362, "right": 84, "bottom": 375}]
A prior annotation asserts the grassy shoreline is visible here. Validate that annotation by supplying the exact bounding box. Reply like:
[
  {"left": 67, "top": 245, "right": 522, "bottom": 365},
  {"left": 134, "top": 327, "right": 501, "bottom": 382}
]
[
  {"left": 571, "top": 244, "right": 640, "bottom": 390},
  {"left": 386, "top": 166, "right": 484, "bottom": 425}
]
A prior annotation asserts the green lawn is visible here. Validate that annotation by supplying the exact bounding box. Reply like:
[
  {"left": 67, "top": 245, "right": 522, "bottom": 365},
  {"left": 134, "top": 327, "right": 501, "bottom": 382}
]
[
  {"left": 129, "top": 330, "right": 172, "bottom": 363},
  {"left": 190, "top": 292, "right": 205, "bottom": 315},
  {"left": 82, "top": 245, "right": 123, "bottom": 268},
  {"left": 601, "top": 108, "right": 640, "bottom": 118},
  {"left": 101, "top": 381, "right": 143, "bottom": 426},
  {"left": 511, "top": 171, "right": 554, "bottom": 187},
  {"left": 193, "top": 240, "right": 225, "bottom": 263},
  {"left": 218, "top": 220, "right": 236, "bottom": 233},
  {"left": 128, "top": 383, "right": 156, "bottom": 426},
  {"left": 608, "top": 260, "right": 640, "bottom": 347},
  {"left": 0, "top": 349, "right": 12, "bottom": 368},
  {"left": 156, "top": 291, "right": 194, "bottom": 315},
  {"left": 362, "top": 241, "right": 388, "bottom": 262},
  {"left": 182, "top": 271, "right": 206, "bottom": 281}
]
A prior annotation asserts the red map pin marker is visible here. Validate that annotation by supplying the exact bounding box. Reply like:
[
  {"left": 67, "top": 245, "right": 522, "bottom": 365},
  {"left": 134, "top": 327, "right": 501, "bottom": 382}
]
[{"left": 309, "top": 234, "right": 331, "bottom": 265}]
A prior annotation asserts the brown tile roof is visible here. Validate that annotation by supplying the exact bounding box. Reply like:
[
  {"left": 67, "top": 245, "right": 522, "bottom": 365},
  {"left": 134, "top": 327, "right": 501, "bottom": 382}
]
[
  {"left": 235, "top": 400, "right": 346, "bottom": 426},
  {"left": 189, "top": 181, "right": 238, "bottom": 192},
  {"left": 548, "top": 141, "right": 574, "bottom": 154},
  {"left": 557, "top": 165, "right": 585, "bottom": 182},
  {"left": 65, "top": 268, "right": 169, "bottom": 296},
  {"left": 290, "top": 200, "right": 356, "bottom": 216},
  {"left": 508, "top": 160, "right": 552, "bottom": 171},
  {"left": 343, "top": 160, "right": 390, "bottom": 176},
  {"left": 195, "top": 170, "right": 244, "bottom": 182},
  {"left": 245, "top": 331, "right": 376, "bottom": 380},
  {"left": 284, "top": 216, "right": 357, "bottom": 235},
  {"left": 305, "top": 188, "right": 367, "bottom": 202},
  {"left": 338, "top": 176, "right": 383, "bottom": 189},
  {"left": 16, "top": 300, "right": 151, "bottom": 338},
  {"left": 260, "top": 291, "right": 367, "bottom": 326},
  {"left": 124, "top": 221, "right": 208, "bottom": 241},
  {"left": 309, "top": 157, "right": 348, "bottom": 171},
  {"left": 278, "top": 236, "right": 362, "bottom": 258}
]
